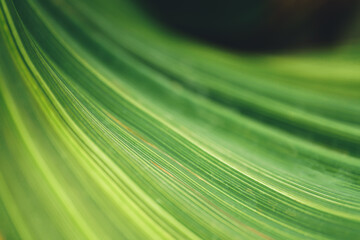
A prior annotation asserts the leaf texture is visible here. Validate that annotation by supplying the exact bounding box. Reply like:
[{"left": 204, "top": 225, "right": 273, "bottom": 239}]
[{"left": 0, "top": 0, "right": 360, "bottom": 239}]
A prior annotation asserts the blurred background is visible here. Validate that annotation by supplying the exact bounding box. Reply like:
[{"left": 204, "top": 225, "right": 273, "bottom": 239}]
[{"left": 137, "top": 0, "right": 360, "bottom": 52}]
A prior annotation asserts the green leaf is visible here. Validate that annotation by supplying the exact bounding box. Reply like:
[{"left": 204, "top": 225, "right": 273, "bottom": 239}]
[{"left": 0, "top": 0, "right": 359, "bottom": 239}]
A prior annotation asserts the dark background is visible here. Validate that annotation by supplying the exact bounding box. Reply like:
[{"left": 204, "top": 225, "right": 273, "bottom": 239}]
[{"left": 137, "top": 0, "right": 360, "bottom": 52}]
